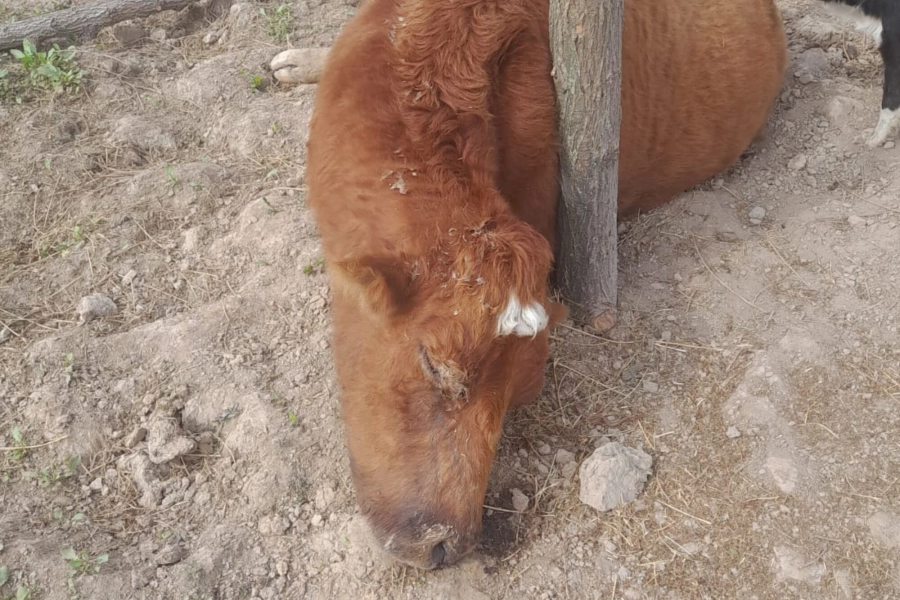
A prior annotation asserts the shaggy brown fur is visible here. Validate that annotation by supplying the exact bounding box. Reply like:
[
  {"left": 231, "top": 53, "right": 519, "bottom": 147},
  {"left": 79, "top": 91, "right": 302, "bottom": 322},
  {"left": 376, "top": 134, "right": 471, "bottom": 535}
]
[{"left": 306, "top": 0, "right": 786, "bottom": 570}]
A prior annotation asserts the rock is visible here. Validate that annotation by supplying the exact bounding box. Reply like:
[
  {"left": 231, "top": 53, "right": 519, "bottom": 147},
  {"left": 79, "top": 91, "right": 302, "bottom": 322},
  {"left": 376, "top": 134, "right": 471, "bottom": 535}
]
[
  {"left": 847, "top": 215, "right": 867, "bottom": 228},
  {"left": 310, "top": 514, "right": 324, "bottom": 527},
  {"left": 788, "top": 154, "right": 808, "bottom": 171},
  {"left": 89, "top": 477, "right": 103, "bottom": 492},
  {"left": 123, "top": 426, "right": 147, "bottom": 449},
  {"left": 867, "top": 512, "right": 900, "bottom": 549},
  {"left": 228, "top": 2, "right": 254, "bottom": 26},
  {"left": 77, "top": 294, "right": 118, "bottom": 324},
  {"left": 271, "top": 48, "right": 330, "bottom": 85},
  {"left": 885, "top": 141, "right": 896, "bottom": 149},
  {"left": 726, "top": 425, "right": 741, "bottom": 439},
  {"left": 774, "top": 546, "right": 825, "bottom": 584},
  {"left": 642, "top": 380, "right": 659, "bottom": 393},
  {"left": 510, "top": 488, "right": 529, "bottom": 512},
  {"left": 117, "top": 453, "right": 161, "bottom": 508},
  {"left": 155, "top": 544, "right": 187, "bottom": 566},
  {"left": 113, "top": 24, "right": 147, "bottom": 47},
  {"left": 202, "top": 31, "right": 219, "bottom": 45},
  {"left": 122, "top": 269, "right": 138, "bottom": 286},
  {"left": 579, "top": 442, "right": 653, "bottom": 512},
  {"left": 766, "top": 455, "right": 799, "bottom": 495},
  {"left": 149, "top": 28, "right": 167, "bottom": 43},
  {"left": 146, "top": 419, "right": 196, "bottom": 464},
  {"left": 748, "top": 206, "right": 766, "bottom": 223},
  {"left": 555, "top": 449, "right": 578, "bottom": 479}
]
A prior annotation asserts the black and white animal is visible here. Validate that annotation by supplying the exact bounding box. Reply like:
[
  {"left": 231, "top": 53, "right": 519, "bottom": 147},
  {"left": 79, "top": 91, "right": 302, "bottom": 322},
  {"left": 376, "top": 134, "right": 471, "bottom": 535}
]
[{"left": 821, "top": 0, "right": 899, "bottom": 146}]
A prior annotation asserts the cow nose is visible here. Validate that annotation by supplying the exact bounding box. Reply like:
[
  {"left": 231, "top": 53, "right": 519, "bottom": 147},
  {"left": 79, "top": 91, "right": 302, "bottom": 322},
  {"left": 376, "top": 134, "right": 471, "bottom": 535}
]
[{"left": 430, "top": 541, "right": 448, "bottom": 567}]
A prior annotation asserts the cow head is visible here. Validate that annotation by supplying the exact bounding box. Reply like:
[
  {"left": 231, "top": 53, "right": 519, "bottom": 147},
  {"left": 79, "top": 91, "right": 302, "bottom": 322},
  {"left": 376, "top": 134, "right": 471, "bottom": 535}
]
[{"left": 328, "top": 214, "right": 566, "bottom": 569}]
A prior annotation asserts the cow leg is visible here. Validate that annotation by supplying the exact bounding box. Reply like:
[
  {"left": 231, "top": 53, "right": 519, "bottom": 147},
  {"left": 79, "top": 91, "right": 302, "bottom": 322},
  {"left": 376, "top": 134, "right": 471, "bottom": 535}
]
[{"left": 868, "top": 16, "right": 900, "bottom": 147}]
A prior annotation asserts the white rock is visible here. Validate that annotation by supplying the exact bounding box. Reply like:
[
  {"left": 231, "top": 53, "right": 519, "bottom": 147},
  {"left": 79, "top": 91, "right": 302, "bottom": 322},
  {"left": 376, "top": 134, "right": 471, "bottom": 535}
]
[
  {"left": 510, "top": 488, "right": 529, "bottom": 512},
  {"left": 77, "top": 294, "right": 118, "bottom": 324},
  {"left": 847, "top": 215, "right": 867, "bottom": 227},
  {"left": 726, "top": 425, "right": 741, "bottom": 439},
  {"left": 642, "top": 380, "right": 659, "bottom": 393},
  {"left": 868, "top": 512, "right": 900, "bottom": 549},
  {"left": 766, "top": 455, "right": 799, "bottom": 494},
  {"left": 749, "top": 206, "right": 766, "bottom": 222},
  {"left": 579, "top": 442, "right": 653, "bottom": 512},
  {"left": 146, "top": 419, "right": 196, "bottom": 464},
  {"left": 788, "top": 154, "right": 808, "bottom": 171},
  {"left": 774, "top": 546, "right": 825, "bottom": 584}
]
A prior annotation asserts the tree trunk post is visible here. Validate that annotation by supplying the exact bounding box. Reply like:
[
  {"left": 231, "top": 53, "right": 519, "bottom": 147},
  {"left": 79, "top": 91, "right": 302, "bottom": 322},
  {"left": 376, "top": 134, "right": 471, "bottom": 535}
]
[
  {"left": 0, "top": 0, "right": 198, "bottom": 52},
  {"left": 549, "top": 0, "right": 622, "bottom": 333}
]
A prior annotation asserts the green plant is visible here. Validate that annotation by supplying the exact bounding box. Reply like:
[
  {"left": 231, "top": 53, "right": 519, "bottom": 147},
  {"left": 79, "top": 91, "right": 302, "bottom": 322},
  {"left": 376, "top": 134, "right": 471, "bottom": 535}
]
[
  {"left": 288, "top": 411, "right": 298, "bottom": 427},
  {"left": 36, "top": 225, "right": 84, "bottom": 258},
  {"left": 62, "top": 547, "right": 108, "bottom": 591},
  {"left": 0, "top": 69, "right": 8, "bottom": 99},
  {"left": 303, "top": 257, "right": 324, "bottom": 276},
  {"left": 262, "top": 4, "right": 294, "bottom": 42},
  {"left": 249, "top": 73, "right": 264, "bottom": 91},
  {"left": 9, "top": 38, "right": 83, "bottom": 94},
  {"left": 7, "top": 427, "right": 27, "bottom": 461},
  {"left": 63, "top": 352, "right": 75, "bottom": 386}
]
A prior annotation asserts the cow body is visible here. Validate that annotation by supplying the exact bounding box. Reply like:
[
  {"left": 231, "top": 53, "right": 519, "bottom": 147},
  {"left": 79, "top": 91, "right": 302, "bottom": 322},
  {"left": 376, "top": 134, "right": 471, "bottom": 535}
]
[
  {"left": 821, "top": 0, "right": 900, "bottom": 147},
  {"left": 618, "top": 0, "right": 787, "bottom": 214},
  {"left": 306, "top": 0, "right": 785, "bottom": 569}
]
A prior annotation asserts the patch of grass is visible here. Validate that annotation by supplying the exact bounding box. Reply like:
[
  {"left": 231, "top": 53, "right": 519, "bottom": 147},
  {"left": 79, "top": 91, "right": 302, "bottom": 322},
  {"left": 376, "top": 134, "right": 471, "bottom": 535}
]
[
  {"left": 302, "top": 257, "right": 324, "bottom": 276},
  {"left": 262, "top": 4, "right": 294, "bottom": 42},
  {"left": 7, "top": 38, "right": 83, "bottom": 95},
  {"left": 6, "top": 427, "right": 27, "bottom": 462},
  {"left": 288, "top": 411, "right": 299, "bottom": 427},
  {"left": 22, "top": 454, "right": 80, "bottom": 488},
  {"left": 62, "top": 547, "right": 108, "bottom": 592},
  {"left": 249, "top": 73, "right": 264, "bottom": 91},
  {"left": 36, "top": 225, "right": 84, "bottom": 259}
]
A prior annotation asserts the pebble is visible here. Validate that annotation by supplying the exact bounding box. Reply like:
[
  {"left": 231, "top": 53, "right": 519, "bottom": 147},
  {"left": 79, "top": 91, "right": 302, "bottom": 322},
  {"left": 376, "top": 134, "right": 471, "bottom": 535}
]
[
  {"left": 77, "top": 294, "right": 118, "bottom": 324},
  {"left": 847, "top": 215, "right": 867, "bottom": 228},
  {"left": 310, "top": 514, "right": 324, "bottom": 527},
  {"left": 510, "top": 488, "right": 529, "bottom": 512},
  {"left": 885, "top": 141, "right": 896, "bottom": 149},
  {"left": 642, "top": 380, "right": 659, "bottom": 393},
  {"left": 579, "top": 442, "right": 653, "bottom": 512},
  {"left": 788, "top": 154, "right": 808, "bottom": 171},
  {"left": 748, "top": 206, "right": 766, "bottom": 223},
  {"left": 146, "top": 419, "right": 196, "bottom": 464},
  {"left": 124, "top": 426, "right": 147, "bottom": 449},
  {"left": 155, "top": 544, "right": 187, "bottom": 566},
  {"left": 726, "top": 425, "right": 741, "bottom": 439}
]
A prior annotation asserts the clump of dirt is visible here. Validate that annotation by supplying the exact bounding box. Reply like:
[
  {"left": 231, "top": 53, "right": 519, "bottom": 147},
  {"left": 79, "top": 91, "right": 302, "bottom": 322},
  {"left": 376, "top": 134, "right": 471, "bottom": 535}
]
[{"left": 0, "top": 0, "right": 898, "bottom": 599}]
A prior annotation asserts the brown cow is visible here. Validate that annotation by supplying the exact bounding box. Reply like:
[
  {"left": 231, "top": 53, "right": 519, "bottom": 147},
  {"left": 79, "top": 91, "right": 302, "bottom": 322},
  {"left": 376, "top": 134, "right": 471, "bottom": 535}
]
[{"left": 306, "top": 0, "right": 785, "bottom": 570}]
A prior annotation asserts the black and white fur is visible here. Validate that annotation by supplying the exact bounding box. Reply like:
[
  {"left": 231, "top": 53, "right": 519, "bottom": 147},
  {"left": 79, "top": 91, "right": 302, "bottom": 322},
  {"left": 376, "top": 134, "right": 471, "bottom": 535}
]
[{"left": 821, "top": 0, "right": 900, "bottom": 146}]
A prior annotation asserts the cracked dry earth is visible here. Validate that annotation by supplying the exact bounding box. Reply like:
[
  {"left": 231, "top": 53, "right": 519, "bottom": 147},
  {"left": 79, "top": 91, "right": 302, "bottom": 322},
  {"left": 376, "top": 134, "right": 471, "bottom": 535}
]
[{"left": 0, "top": 0, "right": 899, "bottom": 599}]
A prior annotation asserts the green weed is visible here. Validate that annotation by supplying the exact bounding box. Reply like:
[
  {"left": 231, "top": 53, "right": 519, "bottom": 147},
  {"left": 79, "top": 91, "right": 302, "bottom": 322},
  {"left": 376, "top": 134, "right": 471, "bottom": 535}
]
[
  {"left": 9, "top": 38, "right": 83, "bottom": 94},
  {"left": 262, "top": 4, "right": 294, "bottom": 42}
]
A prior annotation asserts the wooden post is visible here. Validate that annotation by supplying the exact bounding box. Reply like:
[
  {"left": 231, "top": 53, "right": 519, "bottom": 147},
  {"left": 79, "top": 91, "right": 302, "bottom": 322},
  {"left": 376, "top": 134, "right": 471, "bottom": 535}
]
[{"left": 549, "top": 0, "right": 622, "bottom": 332}]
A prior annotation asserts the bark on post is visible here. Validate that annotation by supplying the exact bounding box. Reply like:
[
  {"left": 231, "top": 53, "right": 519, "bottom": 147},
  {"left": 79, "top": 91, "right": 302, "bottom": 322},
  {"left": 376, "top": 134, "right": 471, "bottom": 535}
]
[
  {"left": 550, "top": 0, "right": 622, "bottom": 332},
  {"left": 0, "top": 0, "right": 197, "bottom": 51}
]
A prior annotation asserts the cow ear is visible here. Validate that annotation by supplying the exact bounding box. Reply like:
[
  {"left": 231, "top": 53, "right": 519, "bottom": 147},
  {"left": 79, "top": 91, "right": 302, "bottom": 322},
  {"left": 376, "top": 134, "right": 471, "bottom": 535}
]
[{"left": 331, "top": 255, "right": 416, "bottom": 320}]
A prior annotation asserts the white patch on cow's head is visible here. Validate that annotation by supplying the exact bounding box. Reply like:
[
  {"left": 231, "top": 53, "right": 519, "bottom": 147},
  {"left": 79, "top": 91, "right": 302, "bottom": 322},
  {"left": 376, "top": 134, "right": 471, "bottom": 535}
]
[
  {"left": 496, "top": 294, "right": 548, "bottom": 338},
  {"left": 823, "top": 2, "right": 883, "bottom": 47}
]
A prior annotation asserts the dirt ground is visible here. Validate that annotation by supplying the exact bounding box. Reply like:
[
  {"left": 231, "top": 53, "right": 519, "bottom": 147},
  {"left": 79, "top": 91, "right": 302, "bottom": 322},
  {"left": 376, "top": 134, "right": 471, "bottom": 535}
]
[{"left": 0, "top": 0, "right": 898, "bottom": 598}]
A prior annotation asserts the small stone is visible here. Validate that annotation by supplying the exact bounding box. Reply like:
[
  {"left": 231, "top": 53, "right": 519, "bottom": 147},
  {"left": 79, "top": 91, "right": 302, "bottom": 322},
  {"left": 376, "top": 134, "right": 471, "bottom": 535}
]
[
  {"left": 510, "top": 488, "right": 529, "bottom": 512},
  {"left": 788, "top": 154, "right": 808, "bottom": 171},
  {"left": 726, "top": 425, "right": 741, "bottom": 439},
  {"left": 748, "top": 206, "right": 766, "bottom": 222},
  {"left": 579, "top": 442, "right": 653, "bottom": 512},
  {"left": 89, "top": 477, "right": 103, "bottom": 492},
  {"left": 642, "top": 380, "right": 659, "bottom": 393},
  {"left": 885, "top": 141, "right": 896, "bottom": 149},
  {"left": 202, "top": 31, "right": 219, "bottom": 45},
  {"left": 715, "top": 231, "right": 739, "bottom": 243},
  {"left": 149, "top": 28, "right": 167, "bottom": 43},
  {"left": 124, "top": 426, "right": 147, "bottom": 448},
  {"left": 271, "top": 48, "right": 330, "bottom": 85},
  {"left": 310, "top": 514, "right": 323, "bottom": 527},
  {"left": 275, "top": 560, "right": 288, "bottom": 577},
  {"left": 538, "top": 442, "right": 552, "bottom": 455},
  {"left": 146, "top": 419, "right": 196, "bottom": 464},
  {"left": 847, "top": 215, "right": 867, "bottom": 227},
  {"left": 122, "top": 269, "right": 138, "bottom": 286},
  {"left": 155, "top": 544, "right": 187, "bottom": 566},
  {"left": 867, "top": 512, "right": 900, "bottom": 549},
  {"left": 774, "top": 546, "right": 825, "bottom": 583},
  {"left": 77, "top": 294, "right": 118, "bottom": 324},
  {"left": 798, "top": 73, "right": 814, "bottom": 85}
]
